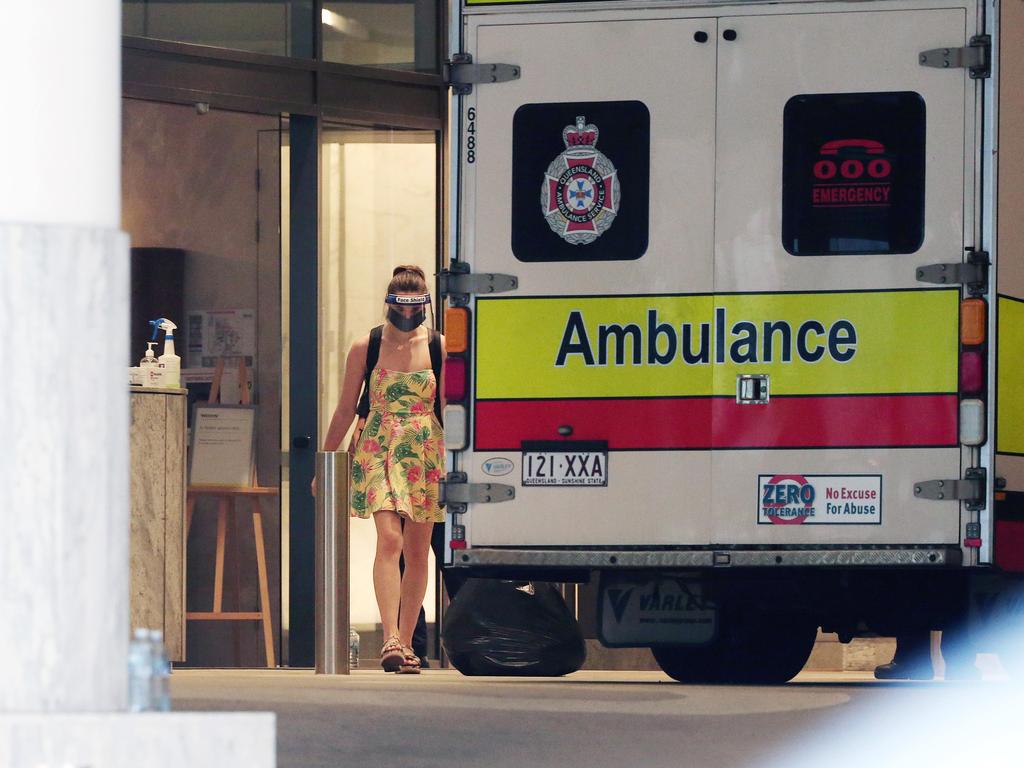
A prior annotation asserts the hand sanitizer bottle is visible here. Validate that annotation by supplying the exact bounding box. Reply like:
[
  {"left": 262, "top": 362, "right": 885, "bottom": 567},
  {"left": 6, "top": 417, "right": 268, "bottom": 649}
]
[
  {"left": 140, "top": 342, "right": 160, "bottom": 387},
  {"left": 149, "top": 318, "right": 181, "bottom": 388}
]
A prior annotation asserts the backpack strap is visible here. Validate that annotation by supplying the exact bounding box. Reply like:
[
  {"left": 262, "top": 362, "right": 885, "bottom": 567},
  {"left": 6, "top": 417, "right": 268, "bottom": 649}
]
[
  {"left": 429, "top": 329, "right": 443, "bottom": 422},
  {"left": 356, "top": 325, "right": 384, "bottom": 419}
]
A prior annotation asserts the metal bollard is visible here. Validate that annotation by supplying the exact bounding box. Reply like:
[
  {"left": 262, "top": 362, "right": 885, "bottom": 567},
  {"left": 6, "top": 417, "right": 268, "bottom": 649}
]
[{"left": 315, "top": 451, "right": 351, "bottom": 674}]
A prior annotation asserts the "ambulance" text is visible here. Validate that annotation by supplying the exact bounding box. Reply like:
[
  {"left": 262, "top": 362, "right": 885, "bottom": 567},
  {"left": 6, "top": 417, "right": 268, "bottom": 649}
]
[{"left": 554, "top": 308, "right": 858, "bottom": 367}]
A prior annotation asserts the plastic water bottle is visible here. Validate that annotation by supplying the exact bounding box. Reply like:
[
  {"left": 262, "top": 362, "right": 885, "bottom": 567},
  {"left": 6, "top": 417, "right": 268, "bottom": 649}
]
[
  {"left": 150, "top": 629, "right": 172, "bottom": 712},
  {"left": 127, "top": 628, "right": 153, "bottom": 712},
  {"left": 349, "top": 627, "right": 360, "bottom": 669}
]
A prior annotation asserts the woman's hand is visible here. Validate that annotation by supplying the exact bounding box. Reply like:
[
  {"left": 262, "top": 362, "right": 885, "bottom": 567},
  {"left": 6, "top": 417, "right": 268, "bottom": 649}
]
[
  {"left": 311, "top": 418, "right": 366, "bottom": 497},
  {"left": 348, "top": 418, "right": 366, "bottom": 452}
]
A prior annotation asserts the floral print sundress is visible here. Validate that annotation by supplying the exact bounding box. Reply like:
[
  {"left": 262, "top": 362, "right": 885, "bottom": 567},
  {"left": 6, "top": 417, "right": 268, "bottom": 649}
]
[{"left": 350, "top": 367, "right": 445, "bottom": 523}]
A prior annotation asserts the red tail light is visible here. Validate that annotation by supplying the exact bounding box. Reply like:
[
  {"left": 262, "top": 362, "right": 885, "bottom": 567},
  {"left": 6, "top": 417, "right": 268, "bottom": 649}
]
[
  {"left": 959, "top": 350, "right": 984, "bottom": 395},
  {"left": 445, "top": 356, "right": 467, "bottom": 402}
]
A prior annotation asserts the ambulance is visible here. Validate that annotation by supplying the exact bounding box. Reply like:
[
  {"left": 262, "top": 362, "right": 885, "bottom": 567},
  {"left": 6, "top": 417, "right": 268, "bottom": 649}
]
[{"left": 437, "top": 0, "right": 1024, "bottom": 682}]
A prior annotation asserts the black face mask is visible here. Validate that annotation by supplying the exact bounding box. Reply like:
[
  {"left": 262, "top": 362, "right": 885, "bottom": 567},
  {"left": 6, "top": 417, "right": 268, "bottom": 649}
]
[{"left": 388, "top": 307, "right": 426, "bottom": 332}]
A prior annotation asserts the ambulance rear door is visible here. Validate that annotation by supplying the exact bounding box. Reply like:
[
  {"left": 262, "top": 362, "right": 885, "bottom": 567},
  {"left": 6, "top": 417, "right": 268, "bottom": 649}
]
[
  {"left": 461, "top": 8, "right": 718, "bottom": 549},
  {"left": 709, "top": 4, "right": 977, "bottom": 555}
]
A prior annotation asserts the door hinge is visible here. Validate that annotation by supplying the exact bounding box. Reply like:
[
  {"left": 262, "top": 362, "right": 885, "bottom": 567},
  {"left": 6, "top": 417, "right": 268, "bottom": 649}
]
[
  {"left": 914, "top": 467, "right": 987, "bottom": 511},
  {"left": 445, "top": 53, "right": 521, "bottom": 95},
  {"left": 915, "top": 249, "right": 989, "bottom": 296},
  {"left": 441, "top": 471, "right": 515, "bottom": 514},
  {"left": 439, "top": 261, "right": 518, "bottom": 307},
  {"left": 919, "top": 34, "right": 991, "bottom": 79}
]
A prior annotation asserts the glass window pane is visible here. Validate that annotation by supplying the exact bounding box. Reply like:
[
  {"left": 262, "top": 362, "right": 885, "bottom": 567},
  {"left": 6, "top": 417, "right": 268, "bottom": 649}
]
[
  {"left": 782, "top": 92, "right": 926, "bottom": 256},
  {"left": 123, "top": 0, "right": 314, "bottom": 58},
  {"left": 322, "top": 0, "right": 438, "bottom": 72},
  {"left": 319, "top": 125, "right": 437, "bottom": 437},
  {"left": 318, "top": 124, "right": 438, "bottom": 625}
]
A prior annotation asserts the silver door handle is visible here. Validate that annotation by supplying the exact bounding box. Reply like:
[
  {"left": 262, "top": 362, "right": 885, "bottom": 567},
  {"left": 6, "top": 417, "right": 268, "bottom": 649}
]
[{"left": 736, "top": 374, "right": 769, "bottom": 404}]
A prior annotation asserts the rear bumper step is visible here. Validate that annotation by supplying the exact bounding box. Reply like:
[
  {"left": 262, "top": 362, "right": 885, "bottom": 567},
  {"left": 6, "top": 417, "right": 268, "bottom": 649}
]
[{"left": 453, "top": 547, "right": 960, "bottom": 569}]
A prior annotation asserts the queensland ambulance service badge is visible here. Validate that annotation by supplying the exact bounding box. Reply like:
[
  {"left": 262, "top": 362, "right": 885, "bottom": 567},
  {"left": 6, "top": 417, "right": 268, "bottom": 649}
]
[{"left": 540, "top": 116, "right": 620, "bottom": 245}]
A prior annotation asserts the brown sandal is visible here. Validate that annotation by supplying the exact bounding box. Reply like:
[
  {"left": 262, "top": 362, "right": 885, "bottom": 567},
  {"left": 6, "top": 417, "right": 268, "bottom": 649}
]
[
  {"left": 380, "top": 635, "right": 404, "bottom": 672},
  {"left": 397, "top": 647, "right": 421, "bottom": 675}
]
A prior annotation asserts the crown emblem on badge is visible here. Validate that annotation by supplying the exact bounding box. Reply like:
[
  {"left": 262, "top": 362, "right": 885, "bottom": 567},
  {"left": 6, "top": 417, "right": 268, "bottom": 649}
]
[
  {"left": 540, "top": 115, "right": 620, "bottom": 245},
  {"left": 563, "top": 118, "right": 599, "bottom": 148}
]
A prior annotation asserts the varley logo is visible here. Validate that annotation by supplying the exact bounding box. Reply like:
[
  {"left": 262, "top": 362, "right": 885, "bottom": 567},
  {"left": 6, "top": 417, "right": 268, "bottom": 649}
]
[
  {"left": 607, "top": 588, "right": 634, "bottom": 624},
  {"left": 482, "top": 457, "right": 514, "bottom": 477},
  {"left": 600, "top": 579, "right": 717, "bottom": 646},
  {"left": 541, "top": 116, "right": 620, "bottom": 245},
  {"left": 607, "top": 584, "right": 712, "bottom": 624},
  {"left": 638, "top": 583, "right": 714, "bottom": 613}
]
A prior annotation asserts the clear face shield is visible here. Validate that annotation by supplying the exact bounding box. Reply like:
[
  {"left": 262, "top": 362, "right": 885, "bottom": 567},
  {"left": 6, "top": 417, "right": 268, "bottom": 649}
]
[{"left": 384, "top": 292, "right": 433, "bottom": 332}]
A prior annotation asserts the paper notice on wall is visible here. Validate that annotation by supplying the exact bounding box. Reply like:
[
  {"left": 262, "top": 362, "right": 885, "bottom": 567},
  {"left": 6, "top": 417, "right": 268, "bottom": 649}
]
[{"left": 186, "top": 309, "right": 256, "bottom": 368}]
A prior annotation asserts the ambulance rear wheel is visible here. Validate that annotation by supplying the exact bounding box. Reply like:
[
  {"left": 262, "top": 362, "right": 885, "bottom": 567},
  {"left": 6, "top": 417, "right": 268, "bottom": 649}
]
[
  {"left": 651, "top": 643, "right": 728, "bottom": 684},
  {"left": 723, "top": 613, "right": 818, "bottom": 684},
  {"left": 652, "top": 613, "right": 817, "bottom": 685}
]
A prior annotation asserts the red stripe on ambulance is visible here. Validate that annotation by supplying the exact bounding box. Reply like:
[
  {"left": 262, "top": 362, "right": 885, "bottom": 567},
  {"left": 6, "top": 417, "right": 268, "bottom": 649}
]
[{"left": 474, "top": 394, "right": 957, "bottom": 451}]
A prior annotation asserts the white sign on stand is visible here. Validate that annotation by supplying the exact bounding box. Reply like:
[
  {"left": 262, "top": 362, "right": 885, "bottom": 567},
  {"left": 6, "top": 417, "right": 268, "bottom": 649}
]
[{"left": 188, "top": 404, "right": 257, "bottom": 487}]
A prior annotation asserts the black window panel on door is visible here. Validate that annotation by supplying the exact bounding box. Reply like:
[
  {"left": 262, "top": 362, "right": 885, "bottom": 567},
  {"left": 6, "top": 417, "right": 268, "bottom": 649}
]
[
  {"left": 511, "top": 100, "right": 650, "bottom": 262},
  {"left": 782, "top": 92, "right": 926, "bottom": 256}
]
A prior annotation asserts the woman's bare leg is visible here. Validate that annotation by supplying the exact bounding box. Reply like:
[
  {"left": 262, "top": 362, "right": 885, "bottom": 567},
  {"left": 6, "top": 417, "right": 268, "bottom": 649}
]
[
  {"left": 398, "top": 519, "right": 435, "bottom": 650},
  {"left": 372, "top": 511, "right": 404, "bottom": 640}
]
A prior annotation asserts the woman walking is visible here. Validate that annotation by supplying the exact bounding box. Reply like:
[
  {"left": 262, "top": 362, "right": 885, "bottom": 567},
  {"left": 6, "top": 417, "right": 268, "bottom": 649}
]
[{"left": 321, "top": 265, "right": 445, "bottom": 674}]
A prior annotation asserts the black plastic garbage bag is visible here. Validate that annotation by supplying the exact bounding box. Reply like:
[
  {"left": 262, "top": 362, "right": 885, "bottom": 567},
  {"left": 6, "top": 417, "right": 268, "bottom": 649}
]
[{"left": 441, "top": 579, "right": 587, "bottom": 676}]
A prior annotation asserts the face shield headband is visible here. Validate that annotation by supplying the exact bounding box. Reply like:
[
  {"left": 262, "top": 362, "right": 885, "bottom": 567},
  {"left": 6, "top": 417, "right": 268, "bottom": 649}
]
[
  {"left": 385, "top": 293, "right": 431, "bottom": 332},
  {"left": 385, "top": 293, "right": 431, "bottom": 306}
]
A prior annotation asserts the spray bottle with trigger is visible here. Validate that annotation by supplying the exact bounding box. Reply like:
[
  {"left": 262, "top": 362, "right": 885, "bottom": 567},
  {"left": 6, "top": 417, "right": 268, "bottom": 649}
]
[{"left": 148, "top": 318, "right": 181, "bottom": 388}]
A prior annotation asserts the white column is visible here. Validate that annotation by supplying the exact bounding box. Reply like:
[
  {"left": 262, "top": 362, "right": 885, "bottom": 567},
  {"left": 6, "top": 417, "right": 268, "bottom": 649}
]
[
  {"left": 0, "top": 0, "right": 126, "bottom": 712},
  {"left": 0, "top": 6, "right": 275, "bottom": 764},
  {"left": 0, "top": 227, "right": 129, "bottom": 711},
  {"left": 0, "top": 0, "right": 120, "bottom": 229}
]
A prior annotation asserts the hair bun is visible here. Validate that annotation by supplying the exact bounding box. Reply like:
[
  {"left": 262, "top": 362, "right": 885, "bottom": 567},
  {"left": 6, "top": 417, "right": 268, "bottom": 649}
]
[
  {"left": 386, "top": 264, "right": 430, "bottom": 296},
  {"left": 393, "top": 264, "right": 426, "bottom": 280}
]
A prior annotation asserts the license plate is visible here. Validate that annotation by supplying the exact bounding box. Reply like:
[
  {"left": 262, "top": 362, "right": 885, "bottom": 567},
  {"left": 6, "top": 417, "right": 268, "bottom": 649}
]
[{"left": 521, "top": 440, "right": 608, "bottom": 487}]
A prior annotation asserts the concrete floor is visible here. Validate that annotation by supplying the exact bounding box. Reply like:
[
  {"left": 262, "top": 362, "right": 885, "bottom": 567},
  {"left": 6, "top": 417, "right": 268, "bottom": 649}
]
[{"left": 171, "top": 668, "right": 1002, "bottom": 768}]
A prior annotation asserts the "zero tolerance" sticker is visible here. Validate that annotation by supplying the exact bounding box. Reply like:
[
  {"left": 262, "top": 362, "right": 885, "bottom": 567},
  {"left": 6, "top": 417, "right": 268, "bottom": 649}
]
[{"left": 758, "top": 474, "right": 882, "bottom": 525}]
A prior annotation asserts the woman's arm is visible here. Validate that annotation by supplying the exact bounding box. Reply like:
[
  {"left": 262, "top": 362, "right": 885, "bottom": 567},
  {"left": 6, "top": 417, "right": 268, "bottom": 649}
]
[{"left": 322, "top": 337, "right": 369, "bottom": 452}]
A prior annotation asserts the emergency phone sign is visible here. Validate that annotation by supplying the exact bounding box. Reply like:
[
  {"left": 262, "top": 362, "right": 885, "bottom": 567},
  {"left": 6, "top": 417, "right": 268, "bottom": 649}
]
[
  {"left": 810, "top": 138, "right": 893, "bottom": 207},
  {"left": 781, "top": 91, "right": 926, "bottom": 256},
  {"left": 757, "top": 474, "right": 882, "bottom": 525}
]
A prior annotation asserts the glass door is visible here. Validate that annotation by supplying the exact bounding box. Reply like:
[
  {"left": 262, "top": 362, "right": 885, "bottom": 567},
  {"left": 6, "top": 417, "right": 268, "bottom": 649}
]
[{"left": 319, "top": 123, "right": 440, "bottom": 646}]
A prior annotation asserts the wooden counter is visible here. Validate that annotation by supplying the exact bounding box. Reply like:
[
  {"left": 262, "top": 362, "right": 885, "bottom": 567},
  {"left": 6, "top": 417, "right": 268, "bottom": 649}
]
[{"left": 129, "top": 386, "right": 187, "bottom": 661}]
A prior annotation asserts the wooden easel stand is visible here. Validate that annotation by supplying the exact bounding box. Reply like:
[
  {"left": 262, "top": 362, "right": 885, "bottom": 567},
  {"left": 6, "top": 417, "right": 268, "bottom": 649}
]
[{"left": 186, "top": 357, "right": 276, "bottom": 668}]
